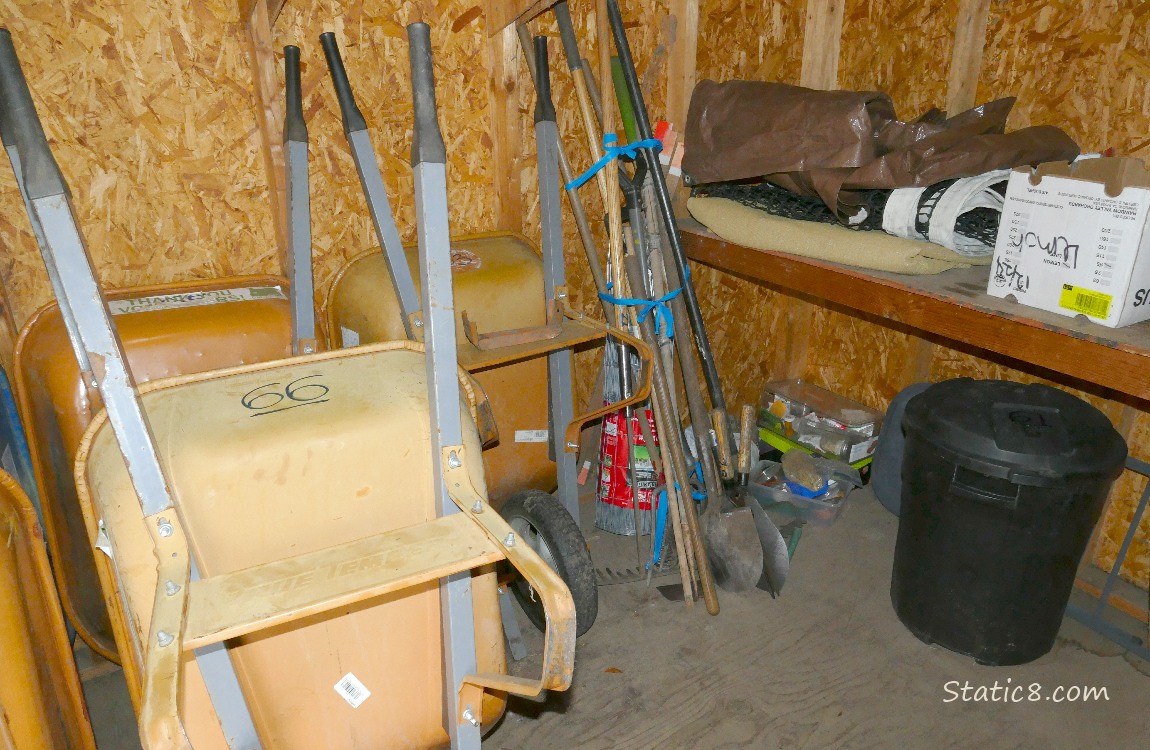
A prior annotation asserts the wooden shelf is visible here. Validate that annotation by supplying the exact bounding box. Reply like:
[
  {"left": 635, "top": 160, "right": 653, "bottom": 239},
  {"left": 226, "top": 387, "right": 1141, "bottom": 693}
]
[{"left": 680, "top": 220, "right": 1150, "bottom": 403}]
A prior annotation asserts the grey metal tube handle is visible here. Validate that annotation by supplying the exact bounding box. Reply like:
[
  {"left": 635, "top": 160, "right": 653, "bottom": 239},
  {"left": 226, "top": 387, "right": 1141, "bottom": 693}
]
[
  {"left": 283, "top": 45, "right": 307, "bottom": 143},
  {"left": 0, "top": 28, "right": 67, "bottom": 200},
  {"left": 533, "top": 36, "right": 556, "bottom": 125},
  {"left": 552, "top": 1, "right": 582, "bottom": 72},
  {"left": 319, "top": 32, "right": 368, "bottom": 134},
  {"left": 407, "top": 22, "right": 445, "bottom": 166}
]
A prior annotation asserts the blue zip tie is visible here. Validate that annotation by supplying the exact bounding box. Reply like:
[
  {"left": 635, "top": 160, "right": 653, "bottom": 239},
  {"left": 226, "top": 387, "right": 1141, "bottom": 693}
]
[
  {"left": 565, "top": 133, "right": 662, "bottom": 191},
  {"left": 601, "top": 266, "right": 692, "bottom": 339},
  {"left": 599, "top": 287, "right": 682, "bottom": 338}
]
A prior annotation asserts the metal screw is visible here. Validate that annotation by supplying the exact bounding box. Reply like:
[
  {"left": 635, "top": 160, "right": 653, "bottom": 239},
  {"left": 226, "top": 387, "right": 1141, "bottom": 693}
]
[
  {"left": 164, "top": 580, "right": 181, "bottom": 596},
  {"left": 556, "top": 291, "right": 568, "bottom": 300},
  {"left": 503, "top": 533, "right": 516, "bottom": 547},
  {"left": 156, "top": 630, "right": 174, "bottom": 648},
  {"left": 413, "top": 317, "right": 424, "bottom": 328},
  {"left": 157, "top": 518, "right": 173, "bottom": 538},
  {"left": 566, "top": 441, "right": 579, "bottom": 450},
  {"left": 471, "top": 500, "right": 484, "bottom": 514},
  {"left": 462, "top": 706, "right": 479, "bottom": 727},
  {"left": 447, "top": 452, "right": 462, "bottom": 469}
]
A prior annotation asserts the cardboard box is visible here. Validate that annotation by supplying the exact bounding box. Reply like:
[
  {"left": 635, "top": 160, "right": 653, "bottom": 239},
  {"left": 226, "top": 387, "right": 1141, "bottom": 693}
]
[{"left": 987, "top": 157, "right": 1150, "bottom": 328}]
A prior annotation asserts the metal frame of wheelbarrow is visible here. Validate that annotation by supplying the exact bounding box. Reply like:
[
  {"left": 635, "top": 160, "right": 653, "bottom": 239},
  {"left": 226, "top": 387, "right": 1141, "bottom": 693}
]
[
  {"left": 319, "top": 32, "right": 638, "bottom": 526},
  {"left": 0, "top": 23, "right": 636, "bottom": 750}
]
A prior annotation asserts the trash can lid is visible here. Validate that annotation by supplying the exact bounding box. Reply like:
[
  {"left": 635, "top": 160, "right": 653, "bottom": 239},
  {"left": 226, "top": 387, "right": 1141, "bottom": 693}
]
[{"left": 902, "top": 379, "right": 1127, "bottom": 487}]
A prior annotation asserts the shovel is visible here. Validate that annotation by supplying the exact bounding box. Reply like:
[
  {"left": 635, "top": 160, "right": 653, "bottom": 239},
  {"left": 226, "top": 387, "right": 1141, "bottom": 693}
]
[{"left": 606, "top": 72, "right": 788, "bottom": 597}]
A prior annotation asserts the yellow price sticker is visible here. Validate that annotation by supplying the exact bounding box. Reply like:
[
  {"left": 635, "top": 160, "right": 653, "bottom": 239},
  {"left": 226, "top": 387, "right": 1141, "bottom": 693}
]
[{"left": 1059, "top": 284, "right": 1112, "bottom": 319}]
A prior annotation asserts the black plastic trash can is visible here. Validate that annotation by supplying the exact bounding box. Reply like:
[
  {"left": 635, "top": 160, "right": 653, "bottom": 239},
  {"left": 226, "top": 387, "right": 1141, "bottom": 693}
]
[{"left": 892, "top": 379, "right": 1126, "bottom": 666}]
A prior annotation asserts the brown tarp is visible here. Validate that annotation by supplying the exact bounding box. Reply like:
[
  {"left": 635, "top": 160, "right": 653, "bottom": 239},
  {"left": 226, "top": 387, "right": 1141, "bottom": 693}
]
[{"left": 683, "top": 80, "right": 1080, "bottom": 218}]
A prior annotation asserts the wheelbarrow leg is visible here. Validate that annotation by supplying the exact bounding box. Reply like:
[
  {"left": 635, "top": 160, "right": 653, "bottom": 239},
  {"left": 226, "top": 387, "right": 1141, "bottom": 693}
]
[{"left": 534, "top": 36, "right": 580, "bottom": 526}]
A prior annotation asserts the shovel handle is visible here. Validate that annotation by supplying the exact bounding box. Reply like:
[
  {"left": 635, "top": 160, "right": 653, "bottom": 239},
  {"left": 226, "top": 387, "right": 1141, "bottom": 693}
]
[
  {"left": 552, "top": 1, "right": 582, "bottom": 72},
  {"left": 738, "top": 404, "right": 756, "bottom": 483},
  {"left": 407, "top": 22, "right": 445, "bottom": 166},
  {"left": 711, "top": 408, "right": 735, "bottom": 481},
  {"left": 0, "top": 28, "right": 67, "bottom": 200}
]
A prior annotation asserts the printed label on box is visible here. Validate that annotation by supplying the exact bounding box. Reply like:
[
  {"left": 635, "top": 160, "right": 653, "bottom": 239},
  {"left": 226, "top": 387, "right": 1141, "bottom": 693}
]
[{"left": 514, "top": 429, "right": 549, "bottom": 443}]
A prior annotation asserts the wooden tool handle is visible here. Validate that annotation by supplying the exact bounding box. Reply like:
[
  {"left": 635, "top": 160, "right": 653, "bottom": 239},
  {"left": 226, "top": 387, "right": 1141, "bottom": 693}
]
[
  {"left": 711, "top": 408, "right": 734, "bottom": 481},
  {"left": 738, "top": 404, "right": 756, "bottom": 481}
]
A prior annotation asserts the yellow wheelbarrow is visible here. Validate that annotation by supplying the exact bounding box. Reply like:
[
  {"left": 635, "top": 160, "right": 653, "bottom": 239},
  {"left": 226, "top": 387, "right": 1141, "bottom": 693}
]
[
  {"left": 0, "top": 23, "right": 645, "bottom": 749},
  {"left": 0, "top": 468, "right": 96, "bottom": 750}
]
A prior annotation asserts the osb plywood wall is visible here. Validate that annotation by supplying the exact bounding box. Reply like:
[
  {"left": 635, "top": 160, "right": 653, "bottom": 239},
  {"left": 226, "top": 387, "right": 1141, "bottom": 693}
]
[
  {"left": 0, "top": 0, "right": 277, "bottom": 328},
  {"left": 692, "top": 0, "right": 1149, "bottom": 592}
]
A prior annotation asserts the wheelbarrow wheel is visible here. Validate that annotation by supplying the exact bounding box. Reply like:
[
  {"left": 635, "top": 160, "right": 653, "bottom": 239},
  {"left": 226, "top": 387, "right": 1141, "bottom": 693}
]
[{"left": 499, "top": 490, "right": 598, "bottom": 637}]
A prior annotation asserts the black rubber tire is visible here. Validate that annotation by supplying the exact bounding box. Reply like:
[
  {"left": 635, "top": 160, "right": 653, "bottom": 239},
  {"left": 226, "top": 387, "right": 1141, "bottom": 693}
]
[{"left": 499, "top": 490, "right": 598, "bottom": 637}]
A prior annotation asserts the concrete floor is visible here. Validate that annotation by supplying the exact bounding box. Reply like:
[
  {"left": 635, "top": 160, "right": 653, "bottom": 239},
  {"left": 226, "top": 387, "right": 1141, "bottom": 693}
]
[{"left": 83, "top": 488, "right": 1149, "bottom": 749}]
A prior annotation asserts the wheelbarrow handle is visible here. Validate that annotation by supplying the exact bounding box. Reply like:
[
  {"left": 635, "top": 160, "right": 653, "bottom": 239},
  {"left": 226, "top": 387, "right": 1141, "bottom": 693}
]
[
  {"left": 319, "top": 32, "right": 367, "bottom": 134},
  {"left": 0, "top": 28, "right": 67, "bottom": 200},
  {"left": 407, "top": 22, "right": 445, "bottom": 167},
  {"left": 283, "top": 45, "right": 307, "bottom": 144}
]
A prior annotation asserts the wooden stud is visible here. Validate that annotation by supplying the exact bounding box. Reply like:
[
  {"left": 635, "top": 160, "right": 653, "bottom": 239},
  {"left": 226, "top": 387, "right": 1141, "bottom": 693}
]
[
  {"left": 904, "top": 336, "right": 936, "bottom": 385},
  {"left": 779, "top": 302, "right": 814, "bottom": 380},
  {"left": 489, "top": 25, "right": 524, "bottom": 232},
  {"left": 666, "top": 0, "right": 699, "bottom": 215},
  {"left": 485, "top": 0, "right": 557, "bottom": 36},
  {"left": 945, "top": 0, "right": 992, "bottom": 114},
  {"left": 246, "top": 0, "right": 287, "bottom": 257},
  {"left": 799, "top": 0, "right": 845, "bottom": 90},
  {"left": 665, "top": 0, "right": 699, "bottom": 130}
]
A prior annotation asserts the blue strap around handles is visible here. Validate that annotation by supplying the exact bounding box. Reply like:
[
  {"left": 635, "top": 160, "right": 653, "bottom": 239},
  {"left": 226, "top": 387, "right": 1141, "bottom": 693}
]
[
  {"left": 599, "top": 286, "right": 682, "bottom": 339},
  {"left": 565, "top": 132, "right": 662, "bottom": 191},
  {"left": 598, "top": 266, "right": 691, "bottom": 339}
]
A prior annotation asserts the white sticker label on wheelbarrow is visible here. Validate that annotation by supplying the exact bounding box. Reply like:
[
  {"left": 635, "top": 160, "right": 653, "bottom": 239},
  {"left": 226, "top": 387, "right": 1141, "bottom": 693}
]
[
  {"left": 334, "top": 672, "right": 371, "bottom": 708},
  {"left": 515, "top": 429, "right": 549, "bottom": 443},
  {"left": 107, "top": 286, "right": 286, "bottom": 315}
]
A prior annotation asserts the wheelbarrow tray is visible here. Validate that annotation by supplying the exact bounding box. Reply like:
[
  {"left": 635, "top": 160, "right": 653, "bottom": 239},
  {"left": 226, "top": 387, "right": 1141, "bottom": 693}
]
[
  {"left": 0, "top": 468, "right": 95, "bottom": 750},
  {"left": 326, "top": 232, "right": 552, "bottom": 503},
  {"left": 74, "top": 342, "right": 574, "bottom": 749},
  {"left": 15, "top": 275, "right": 298, "bottom": 661}
]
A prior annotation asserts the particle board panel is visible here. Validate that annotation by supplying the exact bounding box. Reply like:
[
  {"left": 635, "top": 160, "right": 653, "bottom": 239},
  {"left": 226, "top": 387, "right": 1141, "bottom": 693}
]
[
  {"left": 689, "top": 260, "right": 792, "bottom": 412},
  {"left": 801, "top": 306, "right": 918, "bottom": 413},
  {"left": 0, "top": 0, "right": 277, "bottom": 329},
  {"left": 978, "top": 0, "right": 1150, "bottom": 157},
  {"left": 838, "top": 0, "right": 959, "bottom": 114},
  {"left": 696, "top": 0, "right": 804, "bottom": 85}
]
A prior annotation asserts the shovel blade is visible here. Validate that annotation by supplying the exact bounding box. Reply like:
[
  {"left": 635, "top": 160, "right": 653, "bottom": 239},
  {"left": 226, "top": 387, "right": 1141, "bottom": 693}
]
[
  {"left": 702, "top": 507, "right": 764, "bottom": 592},
  {"left": 745, "top": 497, "right": 790, "bottom": 596}
]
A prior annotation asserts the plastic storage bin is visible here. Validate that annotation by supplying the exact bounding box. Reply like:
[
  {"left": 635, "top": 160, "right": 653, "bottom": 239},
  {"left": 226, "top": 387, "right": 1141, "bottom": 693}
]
[
  {"left": 745, "top": 460, "right": 863, "bottom": 526},
  {"left": 758, "top": 379, "right": 882, "bottom": 464},
  {"left": 892, "top": 379, "right": 1126, "bottom": 665}
]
